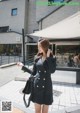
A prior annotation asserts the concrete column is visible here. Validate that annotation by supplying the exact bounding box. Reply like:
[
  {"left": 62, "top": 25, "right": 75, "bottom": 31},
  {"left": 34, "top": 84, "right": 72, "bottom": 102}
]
[
  {"left": 53, "top": 44, "right": 56, "bottom": 55},
  {"left": 76, "top": 71, "right": 80, "bottom": 84}
]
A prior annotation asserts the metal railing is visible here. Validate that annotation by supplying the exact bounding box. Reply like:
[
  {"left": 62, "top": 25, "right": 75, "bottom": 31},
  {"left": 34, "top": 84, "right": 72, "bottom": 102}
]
[
  {"left": 0, "top": 53, "right": 36, "bottom": 66},
  {"left": 0, "top": 55, "right": 23, "bottom": 65}
]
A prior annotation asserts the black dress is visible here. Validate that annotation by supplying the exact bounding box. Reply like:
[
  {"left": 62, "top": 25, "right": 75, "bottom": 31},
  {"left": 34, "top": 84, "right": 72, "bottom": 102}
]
[{"left": 22, "top": 56, "right": 56, "bottom": 105}]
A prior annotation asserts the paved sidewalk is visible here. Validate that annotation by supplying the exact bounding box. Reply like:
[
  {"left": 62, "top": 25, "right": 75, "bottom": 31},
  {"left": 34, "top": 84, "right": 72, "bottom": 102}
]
[
  {"left": 0, "top": 65, "right": 80, "bottom": 113},
  {"left": 0, "top": 80, "right": 80, "bottom": 113},
  {"left": 0, "top": 107, "right": 24, "bottom": 113},
  {"left": 0, "top": 65, "right": 30, "bottom": 87}
]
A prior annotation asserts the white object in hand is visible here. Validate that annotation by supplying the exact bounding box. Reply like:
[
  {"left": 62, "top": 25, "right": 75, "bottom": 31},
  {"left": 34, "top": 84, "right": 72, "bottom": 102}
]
[{"left": 17, "top": 62, "right": 24, "bottom": 67}]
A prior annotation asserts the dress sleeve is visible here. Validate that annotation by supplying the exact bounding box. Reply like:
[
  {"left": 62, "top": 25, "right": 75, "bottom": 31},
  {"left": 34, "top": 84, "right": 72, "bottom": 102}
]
[
  {"left": 21, "top": 62, "right": 37, "bottom": 76},
  {"left": 46, "top": 56, "right": 56, "bottom": 74}
]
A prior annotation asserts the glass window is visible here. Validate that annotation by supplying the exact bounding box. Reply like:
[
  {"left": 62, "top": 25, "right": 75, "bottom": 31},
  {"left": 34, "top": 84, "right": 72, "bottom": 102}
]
[
  {"left": 56, "top": 45, "right": 80, "bottom": 68},
  {"left": 0, "top": 44, "right": 21, "bottom": 56},
  {"left": 11, "top": 8, "right": 17, "bottom": 16},
  {"left": 0, "top": 26, "right": 9, "bottom": 33}
]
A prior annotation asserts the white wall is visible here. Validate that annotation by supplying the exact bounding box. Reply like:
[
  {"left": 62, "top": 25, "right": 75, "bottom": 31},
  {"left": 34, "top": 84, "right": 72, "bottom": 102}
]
[
  {"left": 0, "top": 32, "right": 22, "bottom": 44},
  {"left": 0, "top": 0, "right": 25, "bottom": 33}
]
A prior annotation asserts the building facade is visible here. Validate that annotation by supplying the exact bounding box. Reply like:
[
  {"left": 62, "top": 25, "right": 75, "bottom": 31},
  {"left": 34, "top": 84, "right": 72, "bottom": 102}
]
[
  {"left": 0, "top": 0, "right": 38, "bottom": 57},
  {"left": 35, "top": 0, "right": 80, "bottom": 67},
  {"left": 0, "top": 0, "right": 80, "bottom": 67}
]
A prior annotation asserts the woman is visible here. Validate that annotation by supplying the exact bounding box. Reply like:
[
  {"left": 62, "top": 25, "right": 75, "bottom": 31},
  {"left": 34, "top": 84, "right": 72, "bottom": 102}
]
[
  {"left": 17, "top": 39, "right": 56, "bottom": 113},
  {"left": 73, "top": 53, "right": 80, "bottom": 67}
]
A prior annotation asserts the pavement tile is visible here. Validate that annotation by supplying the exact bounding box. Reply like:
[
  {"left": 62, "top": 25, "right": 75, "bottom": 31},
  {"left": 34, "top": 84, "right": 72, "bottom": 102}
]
[
  {"left": 0, "top": 66, "right": 80, "bottom": 113},
  {"left": 0, "top": 107, "right": 24, "bottom": 113}
]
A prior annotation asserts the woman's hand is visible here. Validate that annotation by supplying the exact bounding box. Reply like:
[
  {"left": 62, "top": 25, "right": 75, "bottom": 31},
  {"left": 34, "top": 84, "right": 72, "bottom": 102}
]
[
  {"left": 47, "top": 49, "right": 52, "bottom": 57},
  {"left": 17, "top": 62, "right": 24, "bottom": 67}
]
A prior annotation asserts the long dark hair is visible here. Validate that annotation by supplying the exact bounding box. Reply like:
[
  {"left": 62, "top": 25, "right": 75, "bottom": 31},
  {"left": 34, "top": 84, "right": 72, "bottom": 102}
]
[{"left": 35, "top": 38, "right": 53, "bottom": 59}]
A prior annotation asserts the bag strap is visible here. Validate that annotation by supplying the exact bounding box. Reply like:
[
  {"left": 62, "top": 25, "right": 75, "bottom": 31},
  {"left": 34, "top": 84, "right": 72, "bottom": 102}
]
[
  {"left": 23, "top": 76, "right": 33, "bottom": 108},
  {"left": 23, "top": 94, "right": 31, "bottom": 107}
]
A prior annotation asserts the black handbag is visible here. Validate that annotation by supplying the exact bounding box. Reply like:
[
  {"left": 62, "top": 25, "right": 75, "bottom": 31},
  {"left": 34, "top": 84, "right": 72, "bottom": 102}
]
[{"left": 22, "top": 75, "right": 34, "bottom": 107}]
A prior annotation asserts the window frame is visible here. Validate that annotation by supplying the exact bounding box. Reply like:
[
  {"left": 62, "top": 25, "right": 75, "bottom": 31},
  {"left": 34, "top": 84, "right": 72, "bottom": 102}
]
[
  {"left": 0, "top": 26, "right": 9, "bottom": 33},
  {"left": 11, "top": 8, "right": 17, "bottom": 16}
]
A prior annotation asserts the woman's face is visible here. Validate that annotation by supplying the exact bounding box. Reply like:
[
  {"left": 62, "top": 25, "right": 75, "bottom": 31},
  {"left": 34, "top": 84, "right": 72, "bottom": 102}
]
[{"left": 38, "top": 42, "right": 44, "bottom": 53}]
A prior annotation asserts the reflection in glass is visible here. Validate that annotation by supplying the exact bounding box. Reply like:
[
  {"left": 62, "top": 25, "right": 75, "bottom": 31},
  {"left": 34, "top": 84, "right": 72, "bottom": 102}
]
[{"left": 56, "top": 45, "right": 80, "bottom": 68}]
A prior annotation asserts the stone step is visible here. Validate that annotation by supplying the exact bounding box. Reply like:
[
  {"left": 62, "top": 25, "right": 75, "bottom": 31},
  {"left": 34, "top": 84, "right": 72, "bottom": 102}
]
[{"left": 0, "top": 63, "right": 16, "bottom": 68}]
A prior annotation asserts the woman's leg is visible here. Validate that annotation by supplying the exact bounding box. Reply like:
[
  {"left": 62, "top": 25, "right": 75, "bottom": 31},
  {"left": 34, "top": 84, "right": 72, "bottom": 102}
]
[
  {"left": 34, "top": 103, "right": 41, "bottom": 113},
  {"left": 42, "top": 104, "right": 49, "bottom": 113}
]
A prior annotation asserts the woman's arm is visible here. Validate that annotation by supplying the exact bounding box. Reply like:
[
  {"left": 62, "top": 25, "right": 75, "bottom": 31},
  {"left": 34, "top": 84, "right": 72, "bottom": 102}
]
[
  {"left": 17, "top": 62, "right": 37, "bottom": 76},
  {"left": 21, "top": 63, "right": 36, "bottom": 75},
  {"left": 46, "top": 56, "right": 56, "bottom": 74},
  {"left": 46, "top": 49, "right": 56, "bottom": 73}
]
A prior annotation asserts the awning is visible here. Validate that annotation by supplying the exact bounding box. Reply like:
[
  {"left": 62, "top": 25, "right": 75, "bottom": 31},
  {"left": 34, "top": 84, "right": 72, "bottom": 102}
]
[{"left": 28, "top": 11, "right": 80, "bottom": 39}]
